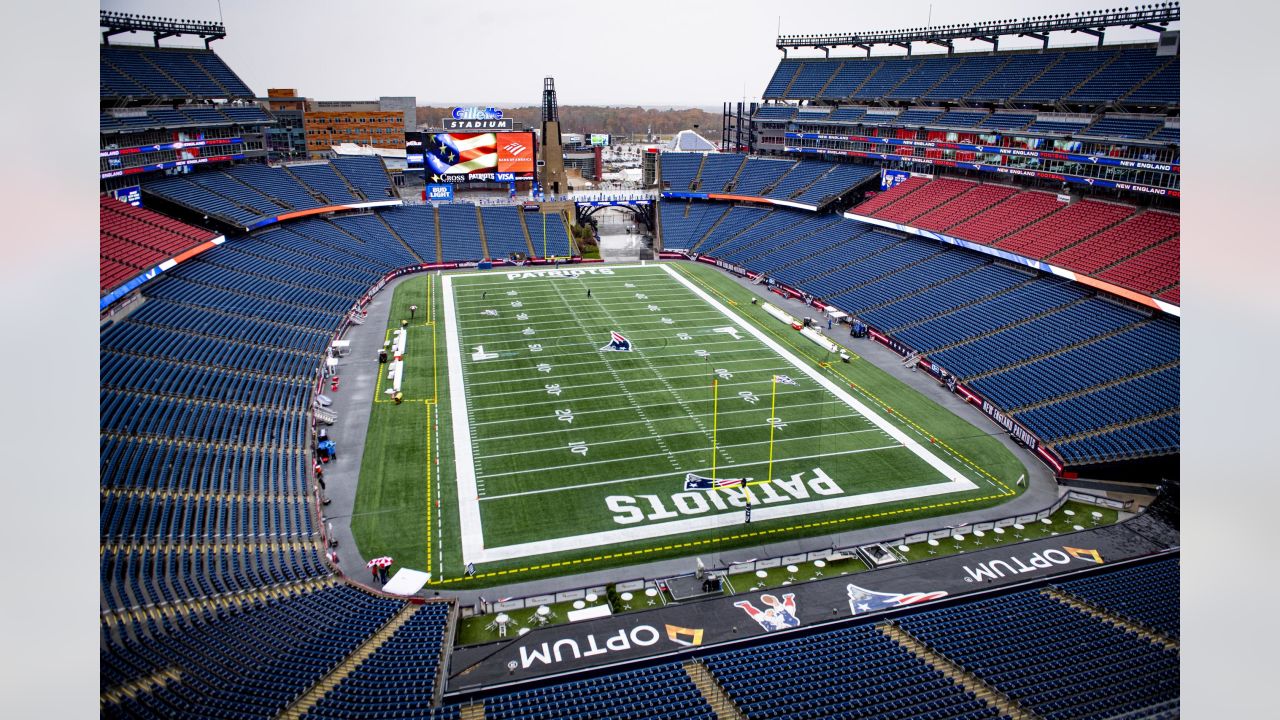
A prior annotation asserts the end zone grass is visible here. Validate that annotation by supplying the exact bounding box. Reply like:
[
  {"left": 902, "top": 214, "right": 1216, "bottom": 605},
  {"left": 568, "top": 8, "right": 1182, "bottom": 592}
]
[{"left": 353, "top": 262, "right": 1030, "bottom": 588}]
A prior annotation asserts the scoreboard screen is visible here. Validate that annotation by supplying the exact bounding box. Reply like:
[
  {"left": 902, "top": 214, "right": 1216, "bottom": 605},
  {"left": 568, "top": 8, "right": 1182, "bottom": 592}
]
[{"left": 413, "top": 131, "right": 535, "bottom": 182}]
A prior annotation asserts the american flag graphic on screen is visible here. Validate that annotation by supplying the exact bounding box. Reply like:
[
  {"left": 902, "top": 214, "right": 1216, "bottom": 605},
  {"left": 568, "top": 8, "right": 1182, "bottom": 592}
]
[{"left": 426, "top": 133, "right": 497, "bottom": 176}]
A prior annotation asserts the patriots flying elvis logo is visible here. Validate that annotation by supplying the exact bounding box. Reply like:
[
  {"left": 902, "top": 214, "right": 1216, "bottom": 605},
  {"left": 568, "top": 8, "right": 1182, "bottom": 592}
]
[
  {"left": 846, "top": 583, "right": 948, "bottom": 616},
  {"left": 601, "top": 331, "right": 632, "bottom": 352},
  {"left": 683, "top": 473, "right": 748, "bottom": 490}
]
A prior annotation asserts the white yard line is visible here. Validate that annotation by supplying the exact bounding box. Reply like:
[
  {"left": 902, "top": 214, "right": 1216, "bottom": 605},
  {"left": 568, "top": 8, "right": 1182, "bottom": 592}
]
[
  {"left": 474, "top": 471, "right": 972, "bottom": 563},
  {"left": 458, "top": 331, "right": 754, "bottom": 353},
  {"left": 465, "top": 361, "right": 790, "bottom": 387},
  {"left": 475, "top": 403, "right": 872, "bottom": 442},
  {"left": 457, "top": 307, "right": 725, "bottom": 330},
  {"left": 657, "top": 262, "right": 970, "bottom": 485},
  {"left": 479, "top": 444, "right": 905, "bottom": 500},
  {"left": 474, "top": 424, "right": 884, "bottom": 460},
  {"left": 467, "top": 387, "right": 818, "bottom": 426},
  {"left": 546, "top": 275, "right": 683, "bottom": 472},
  {"left": 463, "top": 351, "right": 805, "bottom": 377},
  {"left": 446, "top": 263, "right": 979, "bottom": 565},
  {"left": 477, "top": 431, "right": 881, "bottom": 479},
  {"left": 466, "top": 365, "right": 794, "bottom": 398}
]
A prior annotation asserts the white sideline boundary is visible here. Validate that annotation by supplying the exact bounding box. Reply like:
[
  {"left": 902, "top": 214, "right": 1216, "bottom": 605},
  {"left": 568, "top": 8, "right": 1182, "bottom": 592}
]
[
  {"left": 442, "top": 273, "right": 486, "bottom": 564},
  {"left": 444, "top": 264, "right": 979, "bottom": 565}
]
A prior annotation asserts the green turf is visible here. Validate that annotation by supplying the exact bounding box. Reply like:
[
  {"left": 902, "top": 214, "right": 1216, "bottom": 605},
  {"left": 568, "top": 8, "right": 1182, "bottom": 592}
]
[
  {"left": 352, "top": 262, "right": 1032, "bottom": 587},
  {"left": 455, "top": 598, "right": 601, "bottom": 646}
]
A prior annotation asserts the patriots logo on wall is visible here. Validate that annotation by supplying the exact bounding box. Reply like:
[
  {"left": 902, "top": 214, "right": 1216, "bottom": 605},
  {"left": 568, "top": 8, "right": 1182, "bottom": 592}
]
[
  {"left": 846, "top": 583, "right": 948, "bottom": 616},
  {"left": 601, "top": 331, "right": 632, "bottom": 352}
]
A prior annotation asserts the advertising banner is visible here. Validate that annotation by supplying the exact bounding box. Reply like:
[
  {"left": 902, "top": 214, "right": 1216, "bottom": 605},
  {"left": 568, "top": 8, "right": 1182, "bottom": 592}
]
[
  {"left": 447, "top": 522, "right": 1170, "bottom": 692},
  {"left": 99, "top": 153, "right": 245, "bottom": 179},
  {"left": 784, "top": 146, "right": 1178, "bottom": 197},
  {"left": 783, "top": 132, "right": 1180, "bottom": 173},
  {"left": 405, "top": 131, "right": 424, "bottom": 170},
  {"left": 426, "top": 184, "right": 454, "bottom": 202},
  {"left": 881, "top": 169, "right": 912, "bottom": 191},
  {"left": 424, "top": 132, "right": 536, "bottom": 181},
  {"left": 99, "top": 136, "right": 241, "bottom": 158},
  {"left": 497, "top": 133, "right": 535, "bottom": 175},
  {"left": 112, "top": 186, "right": 142, "bottom": 207}
]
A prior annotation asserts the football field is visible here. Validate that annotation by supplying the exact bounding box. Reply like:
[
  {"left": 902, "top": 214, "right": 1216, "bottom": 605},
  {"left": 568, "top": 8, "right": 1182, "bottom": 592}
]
[{"left": 353, "top": 262, "right": 1026, "bottom": 585}]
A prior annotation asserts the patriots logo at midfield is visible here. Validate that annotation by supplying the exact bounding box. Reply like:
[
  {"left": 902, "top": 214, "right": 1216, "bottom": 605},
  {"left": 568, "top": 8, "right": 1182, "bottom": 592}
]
[
  {"left": 601, "top": 331, "right": 632, "bottom": 352},
  {"left": 846, "top": 583, "right": 948, "bottom": 616}
]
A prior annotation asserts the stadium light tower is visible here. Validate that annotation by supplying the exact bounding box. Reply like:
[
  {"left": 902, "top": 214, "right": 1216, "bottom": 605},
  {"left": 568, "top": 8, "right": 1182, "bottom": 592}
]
[{"left": 539, "top": 77, "right": 569, "bottom": 197}]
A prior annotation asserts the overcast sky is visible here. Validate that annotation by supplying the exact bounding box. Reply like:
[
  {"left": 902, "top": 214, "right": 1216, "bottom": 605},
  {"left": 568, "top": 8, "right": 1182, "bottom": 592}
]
[{"left": 100, "top": 0, "right": 1173, "bottom": 108}]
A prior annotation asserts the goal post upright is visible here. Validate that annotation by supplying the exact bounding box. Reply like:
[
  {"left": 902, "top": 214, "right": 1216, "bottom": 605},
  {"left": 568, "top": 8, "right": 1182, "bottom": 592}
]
[{"left": 711, "top": 378, "right": 719, "bottom": 480}]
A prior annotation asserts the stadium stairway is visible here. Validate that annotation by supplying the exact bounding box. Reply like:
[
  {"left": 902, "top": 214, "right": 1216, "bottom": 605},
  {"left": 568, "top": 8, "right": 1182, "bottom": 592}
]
[
  {"left": 326, "top": 162, "right": 369, "bottom": 202},
  {"left": 222, "top": 170, "right": 291, "bottom": 210},
  {"left": 1044, "top": 405, "right": 1179, "bottom": 451},
  {"left": 689, "top": 154, "right": 710, "bottom": 192},
  {"left": 823, "top": 243, "right": 952, "bottom": 302},
  {"left": 186, "top": 175, "right": 275, "bottom": 222},
  {"left": 722, "top": 155, "right": 750, "bottom": 193},
  {"left": 1120, "top": 56, "right": 1179, "bottom": 106},
  {"left": 795, "top": 236, "right": 942, "bottom": 308},
  {"left": 1094, "top": 233, "right": 1179, "bottom": 278},
  {"left": 1041, "top": 588, "right": 1179, "bottom": 651},
  {"left": 1061, "top": 51, "right": 1122, "bottom": 100},
  {"left": 690, "top": 208, "right": 768, "bottom": 254},
  {"left": 757, "top": 164, "right": 800, "bottom": 199},
  {"left": 433, "top": 208, "right": 445, "bottom": 263},
  {"left": 956, "top": 312, "right": 1142, "bottom": 383},
  {"left": 877, "top": 622, "right": 1036, "bottom": 720},
  {"left": 99, "top": 666, "right": 183, "bottom": 709},
  {"left": 779, "top": 66, "right": 803, "bottom": 98},
  {"left": 122, "top": 308, "right": 321, "bottom": 358},
  {"left": 995, "top": 201, "right": 1135, "bottom": 260},
  {"left": 102, "top": 574, "right": 341, "bottom": 645},
  {"left": 516, "top": 211, "right": 536, "bottom": 257},
  {"left": 813, "top": 61, "right": 845, "bottom": 98},
  {"left": 1011, "top": 357, "right": 1179, "bottom": 413},
  {"left": 685, "top": 660, "right": 746, "bottom": 720},
  {"left": 366, "top": 212, "right": 424, "bottom": 263},
  {"left": 893, "top": 277, "right": 1072, "bottom": 343},
  {"left": 473, "top": 205, "right": 492, "bottom": 260},
  {"left": 279, "top": 603, "right": 422, "bottom": 720},
  {"left": 674, "top": 204, "right": 727, "bottom": 251},
  {"left": 736, "top": 217, "right": 845, "bottom": 271},
  {"left": 190, "top": 56, "right": 234, "bottom": 95},
  {"left": 280, "top": 165, "right": 334, "bottom": 207},
  {"left": 459, "top": 701, "right": 486, "bottom": 720},
  {"left": 854, "top": 261, "right": 993, "bottom": 316},
  {"left": 784, "top": 163, "right": 841, "bottom": 202},
  {"left": 209, "top": 245, "right": 373, "bottom": 294},
  {"left": 139, "top": 53, "right": 189, "bottom": 95}
]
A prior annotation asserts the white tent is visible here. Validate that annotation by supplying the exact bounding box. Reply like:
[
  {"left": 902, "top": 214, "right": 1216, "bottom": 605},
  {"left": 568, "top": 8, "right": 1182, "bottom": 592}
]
[
  {"left": 664, "top": 129, "right": 717, "bottom": 153},
  {"left": 381, "top": 568, "right": 431, "bottom": 596}
]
